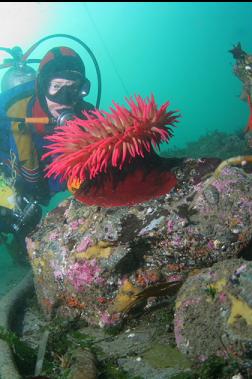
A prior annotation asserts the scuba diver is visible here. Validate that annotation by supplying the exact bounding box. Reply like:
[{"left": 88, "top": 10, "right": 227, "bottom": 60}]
[
  {"left": 229, "top": 42, "right": 252, "bottom": 146},
  {"left": 0, "top": 34, "right": 101, "bottom": 260}
]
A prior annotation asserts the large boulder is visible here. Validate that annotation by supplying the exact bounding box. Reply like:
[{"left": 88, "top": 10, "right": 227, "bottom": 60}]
[
  {"left": 26, "top": 158, "right": 252, "bottom": 326},
  {"left": 174, "top": 259, "right": 252, "bottom": 361}
]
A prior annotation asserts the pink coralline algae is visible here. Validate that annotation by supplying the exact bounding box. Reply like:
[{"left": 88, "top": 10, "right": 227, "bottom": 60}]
[
  {"left": 51, "top": 260, "right": 65, "bottom": 280},
  {"left": 70, "top": 219, "right": 86, "bottom": 231},
  {"left": 66, "top": 259, "right": 103, "bottom": 292},
  {"left": 99, "top": 310, "right": 121, "bottom": 327},
  {"left": 76, "top": 236, "right": 93, "bottom": 253},
  {"left": 70, "top": 220, "right": 80, "bottom": 230},
  {"left": 171, "top": 235, "right": 183, "bottom": 247},
  {"left": 212, "top": 167, "right": 245, "bottom": 193},
  {"left": 207, "top": 240, "right": 215, "bottom": 250},
  {"left": 167, "top": 219, "right": 175, "bottom": 233}
]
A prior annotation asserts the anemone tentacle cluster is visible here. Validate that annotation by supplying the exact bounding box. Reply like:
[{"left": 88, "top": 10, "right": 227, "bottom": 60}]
[
  {"left": 42, "top": 94, "right": 180, "bottom": 206},
  {"left": 43, "top": 94, "right": 179, "bottom": 182}
]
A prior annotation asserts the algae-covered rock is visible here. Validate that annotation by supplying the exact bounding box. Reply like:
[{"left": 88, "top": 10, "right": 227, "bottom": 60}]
[
  {"left": 26, "top": 159, "right": 252, "bottom": 327},
  {"left": 143, "top": 344, "right": 191, "bottom": 369},
  {"left": 174, "top": 259, "right": 252, "bottom": 360}
]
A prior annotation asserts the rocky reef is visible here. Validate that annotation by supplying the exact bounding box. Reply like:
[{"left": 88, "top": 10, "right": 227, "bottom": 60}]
[{"left": 26, "top": 158, "right": 252, "bottom": 329}]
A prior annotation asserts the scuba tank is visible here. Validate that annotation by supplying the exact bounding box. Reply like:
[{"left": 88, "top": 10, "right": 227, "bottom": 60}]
[{"left": 1, "top": 46, "right": 36, "bottom": 92}]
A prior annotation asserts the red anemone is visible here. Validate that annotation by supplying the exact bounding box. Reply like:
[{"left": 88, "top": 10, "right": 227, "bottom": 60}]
[{"left": 43, "top": 94, "right": 180, "bottom": 207}]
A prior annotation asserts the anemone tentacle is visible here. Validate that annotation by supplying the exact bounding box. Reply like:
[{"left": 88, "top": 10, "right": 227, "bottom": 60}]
[{"left": 42, "top": 94, "right": 180, "bottom": 183}]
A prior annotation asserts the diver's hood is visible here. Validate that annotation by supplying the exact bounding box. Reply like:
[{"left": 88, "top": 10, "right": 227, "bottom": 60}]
[{"left": 36, "top": 47, "right": 87, "bottom": 114}]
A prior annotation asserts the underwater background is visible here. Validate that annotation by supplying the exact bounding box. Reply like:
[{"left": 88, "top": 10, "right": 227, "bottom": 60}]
[{"left": 1, "top": 1, "right": 252, "bottom": 296}]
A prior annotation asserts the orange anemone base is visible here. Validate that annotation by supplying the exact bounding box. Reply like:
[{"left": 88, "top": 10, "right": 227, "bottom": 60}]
[{"left": 72, "top": 168, "right": 177, "bottom": 207}]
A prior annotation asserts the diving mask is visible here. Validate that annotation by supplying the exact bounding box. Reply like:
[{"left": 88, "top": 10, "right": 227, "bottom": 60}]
[
  {"left": 47, "top": 78, "right": 83, "bottom": 106},
  {"left": 45, "top": 70, "right": 90, "bottom": 106}
]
